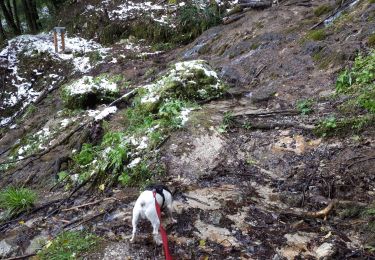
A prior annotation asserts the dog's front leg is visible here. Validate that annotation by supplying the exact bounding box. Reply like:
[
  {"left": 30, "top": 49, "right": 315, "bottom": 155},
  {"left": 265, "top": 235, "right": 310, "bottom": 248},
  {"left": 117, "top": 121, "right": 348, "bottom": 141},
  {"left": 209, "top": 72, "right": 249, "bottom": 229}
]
[{"left": 166, "top": 205, "right": 177, "bottom": 223}]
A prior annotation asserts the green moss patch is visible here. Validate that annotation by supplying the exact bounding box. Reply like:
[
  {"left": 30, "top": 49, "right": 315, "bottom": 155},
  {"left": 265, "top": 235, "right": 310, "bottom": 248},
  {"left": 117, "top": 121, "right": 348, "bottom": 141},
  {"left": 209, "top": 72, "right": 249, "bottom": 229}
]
[{"left": 307, "top": 29, "right": 327, "bottom": 41}]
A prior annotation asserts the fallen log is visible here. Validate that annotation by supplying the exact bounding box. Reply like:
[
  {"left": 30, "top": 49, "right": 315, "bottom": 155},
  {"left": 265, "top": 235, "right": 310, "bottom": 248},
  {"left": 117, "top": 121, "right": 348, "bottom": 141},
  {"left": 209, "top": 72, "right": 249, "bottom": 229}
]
[{"left": 223, "top": 14, "right": 245, "bottom": 25}]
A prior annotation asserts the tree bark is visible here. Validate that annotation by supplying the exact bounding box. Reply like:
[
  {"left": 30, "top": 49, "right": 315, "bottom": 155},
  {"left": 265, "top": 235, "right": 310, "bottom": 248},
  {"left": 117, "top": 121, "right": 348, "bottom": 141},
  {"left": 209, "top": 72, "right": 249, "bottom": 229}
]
[
  {"left": 12, "top": 0, "right": 20, "bottom": 32},
  {"left": 21, "top": 0, "right": 39, "bottom": 33},
  {"left": 0, "top": 13, "right": 6, "bottom": 40},
  {"left": 0, "top": 0, "right": 20, "bottom": 34}
]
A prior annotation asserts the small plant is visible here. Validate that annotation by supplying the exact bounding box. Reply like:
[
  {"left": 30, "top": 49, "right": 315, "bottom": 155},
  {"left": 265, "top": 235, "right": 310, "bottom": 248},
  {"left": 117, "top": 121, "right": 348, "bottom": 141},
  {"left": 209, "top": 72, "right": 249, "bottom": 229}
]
[
  {"left": 315, "top": 116, "right": 337, "bottom": 137},
  {"left": 321, "top": 116, "right": 337, "bottom": 129},
  {"left": 296, "top": 99, "right": 313, "bottom": 115},
  {"left": 0, "top": 187, "right": 37, "bottom": 216},
  {"left": 243, "top": 122, "right": 252, "bottom": 130},
  {"left": 218, "top": 111, "right": 234, "bottom": 133},
  {"left": 38, "top": 231, "right": 99, "bottom": 260},
  {"left": 73, "top": 144, "right": 95, "bottom": 166},
  {"left": 307, "top": 29, "right": 326, "bottom": 41},
  {"left": 88, "top": 51, "right": 103, "bottom": 65}
]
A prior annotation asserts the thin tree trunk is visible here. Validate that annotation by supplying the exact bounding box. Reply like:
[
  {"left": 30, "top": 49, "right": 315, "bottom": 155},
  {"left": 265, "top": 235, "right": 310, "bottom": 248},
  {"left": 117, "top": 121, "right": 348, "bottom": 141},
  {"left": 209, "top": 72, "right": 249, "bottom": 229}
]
[
  {"left": 12, "top": 0, "right": 20, "bottom": 32},
  {"left": 0, "top": 13, "right": 6, "bottom": 40},
  {"left": 0, "top": 0, "right": 20, "bottom": 34},
  {"left": 21, "top": 0, "right": 38, "bottom": 33}
]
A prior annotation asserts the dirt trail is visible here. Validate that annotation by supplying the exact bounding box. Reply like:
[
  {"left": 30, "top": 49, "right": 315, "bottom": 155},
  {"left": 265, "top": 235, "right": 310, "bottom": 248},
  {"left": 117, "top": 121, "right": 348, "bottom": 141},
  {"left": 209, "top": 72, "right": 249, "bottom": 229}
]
[{"left": 0, "top": 0, "right": 374, "bottom": 259}]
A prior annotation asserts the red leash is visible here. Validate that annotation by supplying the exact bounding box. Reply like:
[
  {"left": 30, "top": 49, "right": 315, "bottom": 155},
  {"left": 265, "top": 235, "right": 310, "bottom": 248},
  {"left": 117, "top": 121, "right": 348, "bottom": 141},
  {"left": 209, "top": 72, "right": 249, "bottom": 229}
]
[{"left": 153, "top": 191, "right": 173, "bottom": 260}]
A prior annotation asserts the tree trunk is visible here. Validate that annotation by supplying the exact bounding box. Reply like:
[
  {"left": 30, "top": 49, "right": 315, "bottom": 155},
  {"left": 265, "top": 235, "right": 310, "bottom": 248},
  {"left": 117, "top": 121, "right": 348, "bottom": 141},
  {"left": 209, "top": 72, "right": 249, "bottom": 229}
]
[
  {"left": 12, "top": 0, "right": 20, "bottom": 32},
  {"left": 0, "top": 0, "right": 20, "bottom": 35},
  {"left": 0, "top": 13, "right": 6, "bottom": 40},
  {"left": 21, "top": 0, "right": 39, "bottom": 33}
]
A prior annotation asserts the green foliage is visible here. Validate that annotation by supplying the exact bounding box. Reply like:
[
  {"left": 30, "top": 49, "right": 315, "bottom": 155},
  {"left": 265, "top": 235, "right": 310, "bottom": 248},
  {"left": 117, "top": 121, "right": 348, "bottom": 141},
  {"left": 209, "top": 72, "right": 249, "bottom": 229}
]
[
  {"left": 73, "top": 144, "right": 95, "bottom": 166},
  {"left": 336, "top": 51, "right": 375, "bottom": 112},
  {"left": 175, "top": 4, "right": 222, "bottom": 44},
  {"left": 158, "top": 99, "right": 187, "bottom": 128},
  {"left": 119, "top": 161, "right": 151, "bottom": 187},
  {"left": 38, "top": 231, "right": 99, "bottom": 260},
  {"left": 315, "top": 116, "right": 337, "bottom": 137},
  {"left": 296, "top": 99, "right": 313, "bottom": 115},
  {"left": 88, "top": 51, "right": 103, "bottom": 65},
  {"left": 129, "top": 3, "right": 222, "bottom": 45},
  {"left": 218, "top": 111, "right": 234, "bottom": 133},
  {"left": 314, "top": 4, "right": 333, "bottom": 17},
  {"left": 307, "top": 29, "right": 326, "bottom": 41},
  {"left": 69, "top": 61, "right": 224, "bottom": 188},
  {"left": 0, "top": 187, "right": 37, "bottom": 216}
]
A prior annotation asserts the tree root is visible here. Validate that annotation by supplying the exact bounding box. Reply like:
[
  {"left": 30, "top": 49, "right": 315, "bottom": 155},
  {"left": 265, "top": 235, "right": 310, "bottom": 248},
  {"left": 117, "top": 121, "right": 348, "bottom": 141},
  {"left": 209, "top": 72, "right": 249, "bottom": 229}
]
[{"left": 303, "top": 199, "right": 337, "bottom": 220}]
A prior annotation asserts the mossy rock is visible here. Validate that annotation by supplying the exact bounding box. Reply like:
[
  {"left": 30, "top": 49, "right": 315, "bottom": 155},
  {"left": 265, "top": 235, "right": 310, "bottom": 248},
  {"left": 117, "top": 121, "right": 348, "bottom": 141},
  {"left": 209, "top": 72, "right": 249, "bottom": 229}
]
[
  {"left": 139, "top": 60, "right": 226, "bottom": 105},
  {"left": 61, "top": 75, "right": 120, "bottom": 109}
]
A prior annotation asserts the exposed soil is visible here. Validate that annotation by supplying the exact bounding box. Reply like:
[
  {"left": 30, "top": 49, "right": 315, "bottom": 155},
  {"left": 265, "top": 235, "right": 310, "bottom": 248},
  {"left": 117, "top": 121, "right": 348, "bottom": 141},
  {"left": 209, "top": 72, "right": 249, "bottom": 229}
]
[{"left": 0, "top": 0, "right": 375, "bottom": 259}]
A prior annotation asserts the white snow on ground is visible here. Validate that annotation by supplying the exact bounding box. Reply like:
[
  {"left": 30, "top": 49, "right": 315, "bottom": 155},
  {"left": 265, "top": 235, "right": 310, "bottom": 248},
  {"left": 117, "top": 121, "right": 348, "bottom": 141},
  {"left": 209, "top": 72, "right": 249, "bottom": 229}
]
[
  {"left": 64, "top": 75, "right": 118, "bottom": 95},
  {"left": 94, "top": 106, "right": 118, "bottom": 121},
  {"left": 109, "top": 1, "right": 164, "bottom": 20},
  {"left": 0, "top": 33, "right": 108, "bottom": 126}
]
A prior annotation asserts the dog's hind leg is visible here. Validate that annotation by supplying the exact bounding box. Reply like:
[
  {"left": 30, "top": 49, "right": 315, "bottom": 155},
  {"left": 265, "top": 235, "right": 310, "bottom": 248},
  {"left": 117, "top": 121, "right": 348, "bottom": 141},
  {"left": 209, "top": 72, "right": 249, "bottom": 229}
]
[
  {"left": 146, "top": 208, "right": 162, "bottom": 245},
  {"left": 130, "top": 209, "right": 140, "bottom": 242}
]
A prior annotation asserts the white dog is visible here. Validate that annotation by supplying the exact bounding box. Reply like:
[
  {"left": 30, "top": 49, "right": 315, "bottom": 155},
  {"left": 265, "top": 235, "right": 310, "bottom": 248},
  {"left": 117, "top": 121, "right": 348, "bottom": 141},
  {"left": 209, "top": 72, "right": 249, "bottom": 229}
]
[{"left": 130, "top": 184, "right": 176, "bottom": 244}]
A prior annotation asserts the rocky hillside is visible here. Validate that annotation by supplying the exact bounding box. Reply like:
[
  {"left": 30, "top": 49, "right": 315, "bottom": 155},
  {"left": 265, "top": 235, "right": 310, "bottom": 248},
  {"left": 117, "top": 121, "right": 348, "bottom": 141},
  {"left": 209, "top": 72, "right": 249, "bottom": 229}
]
[{"left": 0, "top": 0, "right": 374, "bottom": 259}]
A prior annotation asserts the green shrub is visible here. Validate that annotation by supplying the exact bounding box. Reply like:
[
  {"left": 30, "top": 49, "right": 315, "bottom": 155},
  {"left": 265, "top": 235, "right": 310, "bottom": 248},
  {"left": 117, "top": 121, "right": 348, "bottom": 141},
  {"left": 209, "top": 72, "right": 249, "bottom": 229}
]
[
  {"left": 175, "top": 4, "right": 221, "bottom": 44},
  {"left": 0, "top": 187, "right": 37, "bottom": 216},
  {"left": 336, "top": 50, "right": 375, "bottom": 112},
  {"left": 314, "top": 4, "right": 333, "bottom": 17},
  {"left": 38, "top": 231, "right": 98, "bottom": 260},
  {"left": 307, "top": 29, "right": 326, "bottom": 41}
]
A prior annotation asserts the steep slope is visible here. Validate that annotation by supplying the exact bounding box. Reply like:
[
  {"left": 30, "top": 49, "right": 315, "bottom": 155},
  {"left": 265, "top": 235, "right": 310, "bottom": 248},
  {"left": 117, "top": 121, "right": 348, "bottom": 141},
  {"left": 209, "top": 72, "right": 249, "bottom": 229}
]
[{"left": 0, "top": 0, "right": 374, "bottom": 259}]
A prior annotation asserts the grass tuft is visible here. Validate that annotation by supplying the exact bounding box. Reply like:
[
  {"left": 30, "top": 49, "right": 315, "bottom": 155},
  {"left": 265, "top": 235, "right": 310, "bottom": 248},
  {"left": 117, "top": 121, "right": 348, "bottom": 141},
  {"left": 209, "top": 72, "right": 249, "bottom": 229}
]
[
  {"left": 38, "top": 231, "right": 99, "bottom": 260},
  {"left": 0, "top": 187, "right": 37, "bottom": 216}
]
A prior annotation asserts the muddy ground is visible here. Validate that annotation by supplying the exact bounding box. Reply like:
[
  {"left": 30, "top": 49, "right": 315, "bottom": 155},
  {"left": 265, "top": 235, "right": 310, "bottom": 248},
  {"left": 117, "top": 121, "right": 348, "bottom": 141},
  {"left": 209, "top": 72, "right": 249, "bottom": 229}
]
[{"left": 0, "top": 0, "right": 375, "bottom": 259}]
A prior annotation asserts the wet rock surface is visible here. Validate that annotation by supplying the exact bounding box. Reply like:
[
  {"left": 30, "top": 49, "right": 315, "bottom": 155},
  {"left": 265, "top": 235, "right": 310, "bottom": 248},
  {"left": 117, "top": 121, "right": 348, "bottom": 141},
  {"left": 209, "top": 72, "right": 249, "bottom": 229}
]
[{"left": 0, "top": 0, "right": 374, "bottom": 259}]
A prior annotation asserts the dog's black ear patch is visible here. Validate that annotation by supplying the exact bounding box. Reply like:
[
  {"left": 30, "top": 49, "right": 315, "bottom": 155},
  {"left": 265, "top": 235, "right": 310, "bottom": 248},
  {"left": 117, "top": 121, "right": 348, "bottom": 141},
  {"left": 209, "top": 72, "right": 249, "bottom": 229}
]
[{"left": 145, "top": 184, "right": 172, "bottom": 195}]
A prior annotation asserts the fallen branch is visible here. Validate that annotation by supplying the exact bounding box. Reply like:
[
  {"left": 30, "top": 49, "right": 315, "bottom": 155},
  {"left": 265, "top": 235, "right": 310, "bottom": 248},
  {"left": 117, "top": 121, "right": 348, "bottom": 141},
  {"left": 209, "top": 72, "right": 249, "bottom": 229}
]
[
  {"left": 45, "top": 177, "right": 94, "bottom": 218},
  {"left": 61, "top": 197, "right": 115, "bottom": 212},
  {"left": 235, "top": 120, "right": 315, "bottom": 131},
  {"left": 1, "top": 123, "right": 86, "bottom": 167},
  {"left": 232, "top": 109, "right": 299, "bottom": 117},
  {"left": 309, "top": 0, "right": 358, "bottom": 30},
  {"left": 63, "top": 208, "right": 112, "bottom": 231},
  {"left": 109, "top": 89, "right": 137, "bottom": 107},
  {"left": 223, "top": 14, "right": 245, "bottom": 25},
  {"left": 346, "top": 157, "right": 375, "bottom": 169},
  {"left": 3, "top": 253, "right": 37, "bottom": 260},
  {"left": 183, "top": 194, "right": 211, "bottom": 207}
]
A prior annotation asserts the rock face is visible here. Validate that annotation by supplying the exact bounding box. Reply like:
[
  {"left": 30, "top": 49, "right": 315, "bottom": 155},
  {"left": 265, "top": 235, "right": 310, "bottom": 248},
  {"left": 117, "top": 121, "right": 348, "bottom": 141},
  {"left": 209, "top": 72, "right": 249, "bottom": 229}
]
[
  {"left": 315, "top": 243, "right": 336, "bottom": 259},
  {"left": 0, "top": 240, "right": 15, "bottom": 258},
  {"left": 0, "top": 0, "right": 374, "bottom": 259}
]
